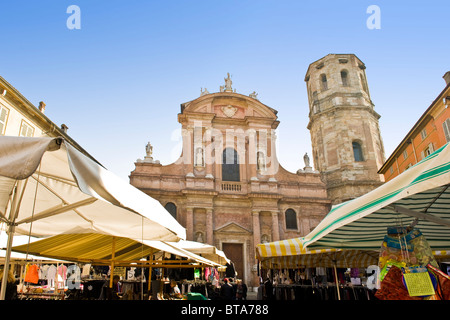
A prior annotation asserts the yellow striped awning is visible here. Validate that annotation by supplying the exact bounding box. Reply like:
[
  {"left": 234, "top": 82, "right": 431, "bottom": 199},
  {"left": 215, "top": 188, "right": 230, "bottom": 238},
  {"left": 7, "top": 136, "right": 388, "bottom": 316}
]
[{"left": 256, "top": 239, "right": 450, "bottom": 269}]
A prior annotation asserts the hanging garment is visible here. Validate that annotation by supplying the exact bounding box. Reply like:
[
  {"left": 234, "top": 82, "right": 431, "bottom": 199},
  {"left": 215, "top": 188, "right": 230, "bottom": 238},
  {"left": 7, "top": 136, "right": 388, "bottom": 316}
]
[
  {"left": 39, "top": 264, "right": 49, "bottom": 280},
  {"left": 47, "top": 265, "right": 57, "bottom": 287},
  {"left": 24, "top": 264, "right": 39, "bottom": 284},
  {"left": 379, "top": 228, "right": 438, "bottom": 272},
  {"left": 82, "top": 264, "right": 91, "bottom": 278},
  {"left": 58, "top": 264, "right": 67, "bottom": 279},
  {"left": 426, "top": 264, "right": 450, "bottom": 300}
]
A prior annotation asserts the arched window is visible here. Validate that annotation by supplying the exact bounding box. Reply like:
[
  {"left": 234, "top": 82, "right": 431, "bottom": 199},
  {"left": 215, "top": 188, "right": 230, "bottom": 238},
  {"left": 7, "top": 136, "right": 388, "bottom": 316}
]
[
  {"left": 320, "top": 74, "right": 328, "bottom": 91},
  {"left": 352, "top": 142, "right": 364, "bottom": 162},
  {"left": 222, "top": 148, "right": 240, "bottom": 181},
  {"left": 341, "top": 70, "right": 349, "bottom": 86},
  {"left": 164, "top": 202, "right": 177, "bottom": 219},
  {"left": 285, "top": 209, "right": 298, "bottom": 230}
]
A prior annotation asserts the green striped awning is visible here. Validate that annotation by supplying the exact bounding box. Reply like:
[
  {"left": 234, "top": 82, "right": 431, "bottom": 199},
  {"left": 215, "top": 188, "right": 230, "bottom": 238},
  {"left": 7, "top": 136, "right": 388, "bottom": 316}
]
[{"left": 302, "top": 142, "right": 450, "bottom": 251}]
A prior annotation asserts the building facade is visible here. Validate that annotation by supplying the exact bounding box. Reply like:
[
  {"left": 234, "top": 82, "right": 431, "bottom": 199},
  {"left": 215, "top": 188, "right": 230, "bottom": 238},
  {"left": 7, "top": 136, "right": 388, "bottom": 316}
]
[
  {"left": 129, "top": 74, "right": 331, "bottom": 288},
  {"left": 0, "top": 75, "right": 93, "bottom": 160},
  {"left": 379, "top": 72, "right": 450, "bottom": 181},
  {"left": 305, "top": 54, "right": 386, "bottom": 204}
]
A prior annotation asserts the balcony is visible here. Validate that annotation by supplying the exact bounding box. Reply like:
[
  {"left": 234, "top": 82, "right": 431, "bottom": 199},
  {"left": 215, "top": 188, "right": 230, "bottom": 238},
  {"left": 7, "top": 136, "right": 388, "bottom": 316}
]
[{"left": 221, "top": 182, "right": 242, "bottom": 192}]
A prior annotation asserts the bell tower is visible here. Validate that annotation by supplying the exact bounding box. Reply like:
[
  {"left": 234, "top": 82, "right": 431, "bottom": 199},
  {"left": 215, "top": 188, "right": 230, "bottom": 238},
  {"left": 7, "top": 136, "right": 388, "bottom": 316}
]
[{"left": 305, "top": 54, "right": 385, "bottom": 204}]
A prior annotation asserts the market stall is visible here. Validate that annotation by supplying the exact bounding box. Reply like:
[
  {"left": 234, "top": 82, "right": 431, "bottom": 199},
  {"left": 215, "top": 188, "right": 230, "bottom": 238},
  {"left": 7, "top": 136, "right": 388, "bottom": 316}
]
[
  {"left": 0, "top": 135, "right": 186, "bottom": 299},
  {"left": 302, "top": 142, "right": 450, "bottom": 252},
  {"left": 10, "top": 232, "right": 224, "bottom": 300},
  {"left": 299, "top": 142, "right": 450, "bottom": 300},
  {"left": 256, "top": 238, "right": 380, "bottom": 300},
  {"left": 256, "top": 143, "right": 450, "bottom": 300}
]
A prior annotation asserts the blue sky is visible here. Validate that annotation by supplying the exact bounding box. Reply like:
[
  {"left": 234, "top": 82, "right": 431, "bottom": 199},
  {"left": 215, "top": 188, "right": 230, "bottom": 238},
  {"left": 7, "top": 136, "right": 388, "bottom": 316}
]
[{"left": 1, "top": 0, "right": 449, "bottom": 180}]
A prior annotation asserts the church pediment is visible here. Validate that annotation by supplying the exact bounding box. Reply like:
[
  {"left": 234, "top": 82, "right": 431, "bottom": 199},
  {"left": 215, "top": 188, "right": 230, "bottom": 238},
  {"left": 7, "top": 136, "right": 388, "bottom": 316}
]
[
  {"left": 215, "top": 222, "right": 252, "bottom": 235},
  {"left": 180, "top": 74, "right": 278, "bottom": 121}
]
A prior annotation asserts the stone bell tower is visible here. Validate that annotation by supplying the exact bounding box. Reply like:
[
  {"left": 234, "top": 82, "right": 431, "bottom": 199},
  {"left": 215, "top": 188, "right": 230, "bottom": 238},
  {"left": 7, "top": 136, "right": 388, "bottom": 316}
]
[{"left": 305, "top": 54, "right": 385, "bottom": 204}]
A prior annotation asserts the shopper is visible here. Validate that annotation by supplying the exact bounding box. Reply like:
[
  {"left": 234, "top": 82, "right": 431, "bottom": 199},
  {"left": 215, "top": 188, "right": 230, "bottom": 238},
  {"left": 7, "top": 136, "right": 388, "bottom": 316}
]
[
  {"left": 235, "top": 279, "right": 248, "bottom": 300},
  {"left": 0, "top": 268, "right": 17, "bottom": 300},
  {"left": 220, "top": 278, "right": 234, "bottom": 300}
]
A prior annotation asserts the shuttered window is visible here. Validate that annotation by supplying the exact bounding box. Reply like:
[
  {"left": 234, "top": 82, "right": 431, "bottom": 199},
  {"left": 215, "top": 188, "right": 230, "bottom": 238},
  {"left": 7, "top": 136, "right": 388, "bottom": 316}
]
[
  {"left": 0, "top": 105, "right": 8, "bottom": 135},
  {"left": 443, "top": 118, "right": 450, "bottom": 142},
  {"left": 19, "top": 120, "right": 34, "bottom": 137}
]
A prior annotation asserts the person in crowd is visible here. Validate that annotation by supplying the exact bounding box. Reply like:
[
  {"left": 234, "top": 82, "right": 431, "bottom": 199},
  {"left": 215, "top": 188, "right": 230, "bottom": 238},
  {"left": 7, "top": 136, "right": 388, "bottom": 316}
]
[
  {"left": 220, "top": 278, "right": 234, "bottom": 300},
  {"left": 99, "top": 275, "right": 121, "bottom": 300},
  {"left": 235, "top": 279, "right": 248, "bottom": 300},
  {"left": 229, "top": 278, "right": 237, "bottom": 300},
  {"left": 0, "top": 268, "right": 17, "bottom": 300},
  {"left": 263, "top": 278, "right": 274, "bottom": 300},
  {"left": 170, "top": 280, "right": 182, "bottom": 298}
]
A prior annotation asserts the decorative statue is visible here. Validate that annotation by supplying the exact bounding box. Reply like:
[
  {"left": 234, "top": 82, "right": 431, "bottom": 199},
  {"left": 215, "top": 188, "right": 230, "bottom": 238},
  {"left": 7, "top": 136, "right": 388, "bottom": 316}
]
[
  {"left": 304, "top": 152, "right": 310, "bottom": 167},
  {"left": 196, "top": 147, "right": 204, "bottom": 167},
  {"left": 257, "top": 152, "right": 265, "bottom": 170},
  {"left": 224, "top": 73, "right": 232, "bottom": 91},
  {"left": 145, "top": 142, "right": 153, "bottom": 157},
  {"left": 200, "top": 87, "right": 209, "bottom": 96}
]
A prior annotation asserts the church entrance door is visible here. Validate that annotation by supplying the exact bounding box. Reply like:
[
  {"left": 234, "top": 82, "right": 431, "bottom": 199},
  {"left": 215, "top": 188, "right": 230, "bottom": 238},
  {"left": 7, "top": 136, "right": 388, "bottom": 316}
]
[{"left": 222, "top": 243, "right": 244, "bottom": 281}]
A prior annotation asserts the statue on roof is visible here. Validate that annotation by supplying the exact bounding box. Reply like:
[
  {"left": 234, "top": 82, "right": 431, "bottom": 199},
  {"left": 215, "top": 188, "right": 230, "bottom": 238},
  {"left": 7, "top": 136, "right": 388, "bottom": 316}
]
[
  {"left": 146, "top": 142, "right": 153, "bottom": 157},
  {"left": 224, "top": 73, "right": 232, "bottom": 92},
  {"left": 200, "top": 87, "right": 209, "bottom": 96}
]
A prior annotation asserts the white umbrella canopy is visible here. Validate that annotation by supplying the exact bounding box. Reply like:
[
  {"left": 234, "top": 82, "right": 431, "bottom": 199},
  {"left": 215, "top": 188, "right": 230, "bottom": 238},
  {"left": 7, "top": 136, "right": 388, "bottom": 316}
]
[
  {"left": 302, "top": 142, "right": 450, "bottom": 251},
  {"left": 0, "top": 136, "right": 186, "bottom": 299},
  {"left": 0, "top": 135, "right": 185, "bottom": 241}
]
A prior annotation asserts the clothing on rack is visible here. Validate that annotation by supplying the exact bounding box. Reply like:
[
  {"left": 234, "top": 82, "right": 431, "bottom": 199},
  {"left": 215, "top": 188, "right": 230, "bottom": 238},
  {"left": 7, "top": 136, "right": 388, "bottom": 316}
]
[
  {"left": 274, "top": 284, "right": 376, "bottom": 301},
  {"left": 24, "top": 264, "right": 39, "bottom": 284}
]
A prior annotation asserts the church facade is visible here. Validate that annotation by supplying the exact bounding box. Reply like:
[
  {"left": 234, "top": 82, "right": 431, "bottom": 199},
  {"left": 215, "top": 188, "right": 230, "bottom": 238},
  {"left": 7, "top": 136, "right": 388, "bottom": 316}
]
[{"left": 129, "top": 54, "right": 385, "bottom": 288}]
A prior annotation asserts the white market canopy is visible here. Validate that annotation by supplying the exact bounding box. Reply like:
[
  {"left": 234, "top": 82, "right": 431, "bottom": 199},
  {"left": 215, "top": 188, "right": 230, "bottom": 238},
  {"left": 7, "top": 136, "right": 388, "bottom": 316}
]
[
  {"left": 0, "top": 135, "right": 186, "bottom": 241},
  {"left": 302, "top": 142, "right": 450, "bottom": 251}
]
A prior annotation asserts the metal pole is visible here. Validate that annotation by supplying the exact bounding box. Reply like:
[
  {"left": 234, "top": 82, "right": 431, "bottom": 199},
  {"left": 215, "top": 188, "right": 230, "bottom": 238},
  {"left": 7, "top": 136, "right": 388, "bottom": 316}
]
[
  {"left": 0, "top": 223, "right": 15, "bottom": 300},
  {"left": 333, "top": 262, "right": 341, "bottom": 301},
  {"left": 0, "top": 179, "right": 25, "bottom": 300},
  {"left": 109, "top": 236, "right": 116, "bottom": 288}
]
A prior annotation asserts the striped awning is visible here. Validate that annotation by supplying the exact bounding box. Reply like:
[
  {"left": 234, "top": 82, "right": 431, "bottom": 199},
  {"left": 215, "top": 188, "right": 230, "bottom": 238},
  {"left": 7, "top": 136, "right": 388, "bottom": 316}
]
[
  {"left": 302, "top": 142, "right": 450, "bottom": 251},
  {"left": 258, "top": 248, "right": 379, "bottom": 269},
  {"left": 256, "top": 241, "right": 450, "bottom": 269}
]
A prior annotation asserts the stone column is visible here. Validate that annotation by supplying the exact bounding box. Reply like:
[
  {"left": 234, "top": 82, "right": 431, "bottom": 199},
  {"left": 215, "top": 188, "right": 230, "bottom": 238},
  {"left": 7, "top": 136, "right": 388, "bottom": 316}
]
[
  {"left": 252, "top": 210, "right": 261, "bottom": 247},
  {"left": 271, "top": 210, "right": 280, "bottom": 241},
  {"left": 206, "top": 208, "right": 214, "bottom": 245},
  {"left": 186, "top": 207, "right": 194, "bottom": 241}
]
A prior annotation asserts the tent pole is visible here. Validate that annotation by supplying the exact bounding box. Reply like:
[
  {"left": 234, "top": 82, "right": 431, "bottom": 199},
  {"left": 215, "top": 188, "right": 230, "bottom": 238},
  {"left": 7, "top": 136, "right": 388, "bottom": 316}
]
[
  {"left": 148, "top": 249, "right": 154, "bottom": 294},
  {"left": 0, "top": 222, "right": 16, "bottom": 300},
  {"left": 109, "top": 236, "right": 116, "bottom": 288},
  {"left": 333, "top": 262, "right": 341, "bottom": 301},
  {"left": 0, "top": 179, "right": 26, "bottom": 300}
]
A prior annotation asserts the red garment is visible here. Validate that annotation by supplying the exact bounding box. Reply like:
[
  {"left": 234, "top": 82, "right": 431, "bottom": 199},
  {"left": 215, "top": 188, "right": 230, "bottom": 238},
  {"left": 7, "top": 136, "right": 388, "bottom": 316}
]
[
  {"left": 25, "top": 264, "right": 39, "bottom": 284},
  {"left": 427, "top": 264, "right": 450, "bottom": 300},
  {"left": 375, "top": 266, "right": 422, "bottom": 300}
]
